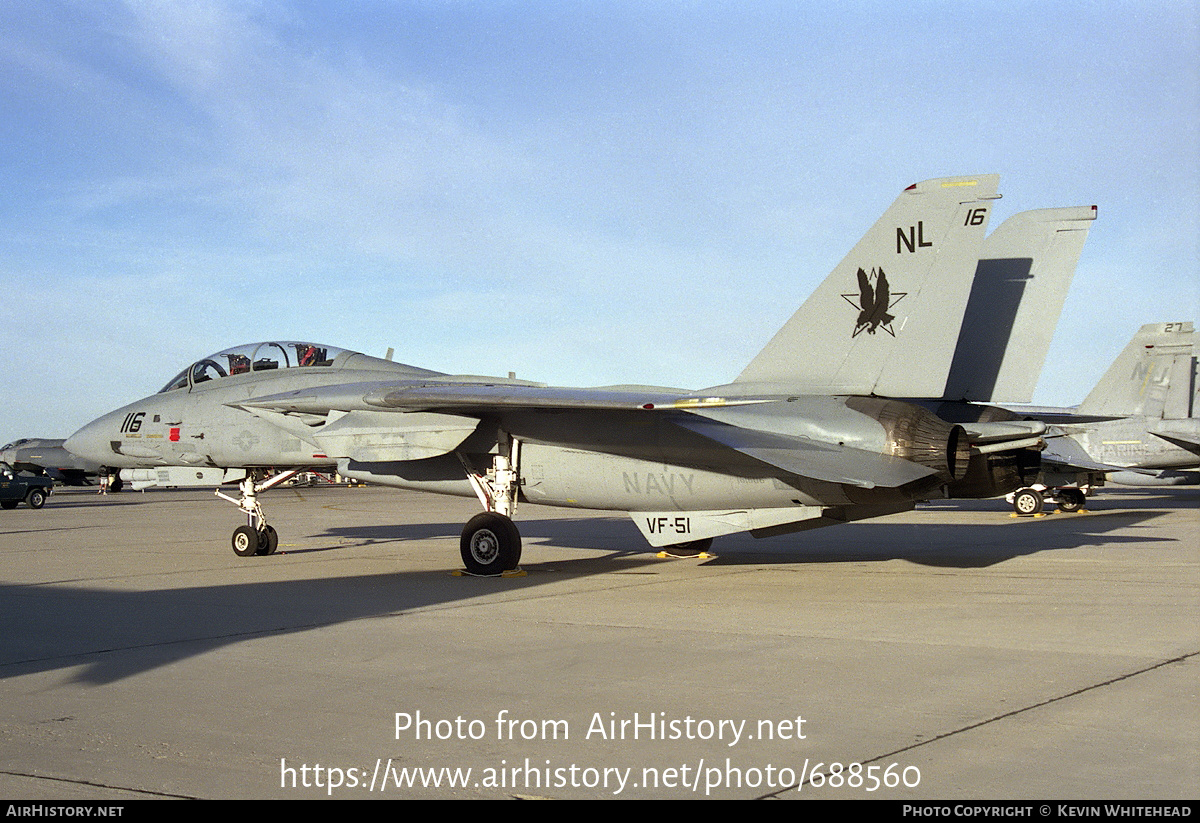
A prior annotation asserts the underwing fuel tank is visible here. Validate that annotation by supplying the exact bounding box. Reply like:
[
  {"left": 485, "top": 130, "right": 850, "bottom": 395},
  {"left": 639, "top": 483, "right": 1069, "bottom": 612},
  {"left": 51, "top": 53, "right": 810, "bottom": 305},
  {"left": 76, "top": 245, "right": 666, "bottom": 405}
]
[
  {"left": 120, "top": 467, "right": 248, "bottom": 490},
  {"left": 1108, "top": 470, "right": 1200, "bottom": 487}
]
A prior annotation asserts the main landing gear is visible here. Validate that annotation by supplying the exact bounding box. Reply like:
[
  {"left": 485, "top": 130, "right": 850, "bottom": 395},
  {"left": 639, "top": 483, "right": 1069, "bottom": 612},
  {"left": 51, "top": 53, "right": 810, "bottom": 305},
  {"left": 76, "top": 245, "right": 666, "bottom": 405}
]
[
  {"left": 216, "top": 470, "right": 301, "bottom": 557},
  {"left": 460, "top": 511, "right": 522, "bottom": 576},
  {"left": 457, "top": 442, "right": 523, "bottom": 576},
  {"left": 1009, "top": 485, "right": 1089, "bottom": 516},
  {"left": 1011, "top": 487, "right": 1045, "bottom": 516}
]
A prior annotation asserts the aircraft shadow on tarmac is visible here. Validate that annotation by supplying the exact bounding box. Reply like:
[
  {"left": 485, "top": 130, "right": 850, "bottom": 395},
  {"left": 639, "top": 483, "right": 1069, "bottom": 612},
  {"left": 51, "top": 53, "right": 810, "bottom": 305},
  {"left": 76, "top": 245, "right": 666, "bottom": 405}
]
[
  {"left": 918, "top": 488, "right": 1199, "bottom": 513},
  {"left": 0, "top": 554, "right": 663, "bottom": 686},
  {"left": 692, "top": 510, "right": 1177, "bottom": 568},
  {"left": 0, "top": 504, "right": 1176, "bottom": 687},
  {"left": 318, "top": 503, "right": 1176, "bottom": 570},
  {"left": 45, "top": 492, "right": 176, "bottom": 506}
]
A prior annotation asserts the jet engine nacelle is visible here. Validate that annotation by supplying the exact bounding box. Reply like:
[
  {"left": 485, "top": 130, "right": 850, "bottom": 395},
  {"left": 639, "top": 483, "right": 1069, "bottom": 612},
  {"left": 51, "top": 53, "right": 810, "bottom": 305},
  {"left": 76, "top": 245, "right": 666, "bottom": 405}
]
[{"left": 843, "top": 397, "right": 971, "bottom": 484}]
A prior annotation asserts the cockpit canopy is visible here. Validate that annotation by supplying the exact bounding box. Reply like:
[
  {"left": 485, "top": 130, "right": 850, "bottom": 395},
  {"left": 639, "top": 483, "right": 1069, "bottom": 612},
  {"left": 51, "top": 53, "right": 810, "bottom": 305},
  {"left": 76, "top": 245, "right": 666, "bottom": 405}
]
[{"left": 158, "top": 342, "right": 349, "bottom": 393}]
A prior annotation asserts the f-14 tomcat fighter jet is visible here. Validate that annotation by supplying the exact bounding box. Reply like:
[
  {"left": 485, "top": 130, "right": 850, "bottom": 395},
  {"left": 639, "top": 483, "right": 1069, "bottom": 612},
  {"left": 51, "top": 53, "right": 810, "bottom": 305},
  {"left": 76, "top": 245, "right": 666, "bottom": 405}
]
[
  {"left": 1003, "top": 321, "right": 1200, "bottom": 515},
  {"left": 0, "top": 438, "right": 104, "bottom": 487},
  {"left": 66, "top": 175, "right": 1088, "bottom": 574}
]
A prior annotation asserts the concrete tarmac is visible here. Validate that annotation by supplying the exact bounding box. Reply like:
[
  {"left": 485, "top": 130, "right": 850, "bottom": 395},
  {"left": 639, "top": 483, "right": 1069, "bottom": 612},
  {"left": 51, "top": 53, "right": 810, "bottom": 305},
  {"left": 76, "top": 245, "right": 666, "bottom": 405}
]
[{"left": 0, "top": 484, "right": 1196, "bottom": 799}]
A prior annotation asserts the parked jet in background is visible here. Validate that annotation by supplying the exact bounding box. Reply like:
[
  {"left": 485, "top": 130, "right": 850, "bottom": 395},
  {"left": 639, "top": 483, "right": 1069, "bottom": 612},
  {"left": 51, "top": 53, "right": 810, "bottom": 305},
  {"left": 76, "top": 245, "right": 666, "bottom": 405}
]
[
  {"left": 67, "top": 175, "right": 1088, "bottom": 573},
  {"left": 1005, "top": 321, "right": 1199, "bottom": 514},
  {"left": 0, "top": 438, "right": 105, "bottom": 488}
]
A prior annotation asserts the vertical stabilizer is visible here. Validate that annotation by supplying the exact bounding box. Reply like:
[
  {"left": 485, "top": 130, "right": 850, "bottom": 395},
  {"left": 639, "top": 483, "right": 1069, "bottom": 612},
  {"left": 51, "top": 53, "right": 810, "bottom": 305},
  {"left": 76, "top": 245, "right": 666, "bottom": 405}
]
[
  {"left": 1163, "top": 346, "right": 1198, "bottom": 420},
  {"left": 1077, "top": 322, "right": 1195, "bottom": 418},
  {"left": 942, "top": 205, "right": 1097, "bottom": 402},
  {"left": 735, "top": 175, "right": 1000, "bottom": 396}
]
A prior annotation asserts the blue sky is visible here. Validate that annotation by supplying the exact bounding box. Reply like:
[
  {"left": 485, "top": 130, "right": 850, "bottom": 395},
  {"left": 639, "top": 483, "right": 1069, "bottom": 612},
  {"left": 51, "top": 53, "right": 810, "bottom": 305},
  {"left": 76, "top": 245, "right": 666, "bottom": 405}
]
[{"left": 1, "top": 0, "right": 1197, "bottom": 445}]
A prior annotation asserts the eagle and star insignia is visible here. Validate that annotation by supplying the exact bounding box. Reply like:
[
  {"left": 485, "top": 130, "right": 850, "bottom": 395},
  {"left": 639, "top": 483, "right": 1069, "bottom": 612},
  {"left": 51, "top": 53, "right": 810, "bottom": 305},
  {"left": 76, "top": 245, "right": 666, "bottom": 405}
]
[{"left": 842, "top": 267, "right": 906, "bottom": 337}]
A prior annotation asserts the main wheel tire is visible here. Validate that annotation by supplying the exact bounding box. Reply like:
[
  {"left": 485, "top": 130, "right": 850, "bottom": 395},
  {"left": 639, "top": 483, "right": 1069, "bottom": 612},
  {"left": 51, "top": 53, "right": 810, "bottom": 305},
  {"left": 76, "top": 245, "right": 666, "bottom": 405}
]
[
  {"left": 256, "top": 525, "right": 279, "bottom": 555},
  {"left": 1012, "top": 488, "right": 1044, "bottom": 516},
  {"left": 1057, "top": 489, "right": 1086, "bottom": 512},
  {"left": 460, "top": 512, "right": 522, "bottom": 575},
  {"left": 232, "top": 525, "right": 260, "bottom": 557},
  {"left": 1, "top": 501, "right": 17, "bottom": 510},
  {"left": 26, "top": 489, "right": 46, "bottom": 509}
]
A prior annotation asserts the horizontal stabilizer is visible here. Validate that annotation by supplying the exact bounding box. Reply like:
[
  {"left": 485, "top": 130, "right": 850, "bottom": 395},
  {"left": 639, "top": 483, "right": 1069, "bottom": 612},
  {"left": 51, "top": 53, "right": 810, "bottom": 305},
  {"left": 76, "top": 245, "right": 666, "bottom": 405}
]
[
  {"left": 1041, "top": 433, "right": 1149, "bottom": 474},
  {"left": 1153, "top": 428, "right": 1200, "bottom": 455}
]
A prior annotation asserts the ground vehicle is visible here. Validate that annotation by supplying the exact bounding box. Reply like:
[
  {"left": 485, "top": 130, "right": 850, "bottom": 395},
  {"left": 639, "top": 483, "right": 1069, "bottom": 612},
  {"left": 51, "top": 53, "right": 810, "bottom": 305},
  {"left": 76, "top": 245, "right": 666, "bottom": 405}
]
[{"left": 0, "top": 462, "right": 53, "bottom": 509}]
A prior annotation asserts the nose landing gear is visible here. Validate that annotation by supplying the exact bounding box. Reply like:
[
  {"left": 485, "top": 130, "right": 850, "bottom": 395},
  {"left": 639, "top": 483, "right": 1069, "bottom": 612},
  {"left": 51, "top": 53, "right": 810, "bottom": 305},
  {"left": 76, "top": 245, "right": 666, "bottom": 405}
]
[{"left": 217, "top": 470, "right": 300, "bottom": 556}]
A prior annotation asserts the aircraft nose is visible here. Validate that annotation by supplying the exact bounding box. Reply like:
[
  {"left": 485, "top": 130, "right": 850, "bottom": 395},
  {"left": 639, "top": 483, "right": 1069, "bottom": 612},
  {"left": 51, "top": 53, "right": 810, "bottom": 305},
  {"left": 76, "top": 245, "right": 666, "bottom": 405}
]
[{"left": 65, "top": 418, "right": 111, "bottom": 465}]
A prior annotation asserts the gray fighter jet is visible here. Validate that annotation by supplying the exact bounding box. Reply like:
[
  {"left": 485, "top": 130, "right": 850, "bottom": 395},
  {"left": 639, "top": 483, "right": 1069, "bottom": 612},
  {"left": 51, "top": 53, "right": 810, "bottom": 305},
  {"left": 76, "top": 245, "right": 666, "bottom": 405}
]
[
  {"left": 0, "top": 438, "right": 105, "bottom": 487},
  {"left": 66, "top": 175, "right": 1089, "bottom": 573},
  {"left": 1005, "top": 322, "right": 1199, "bottom": 514}
]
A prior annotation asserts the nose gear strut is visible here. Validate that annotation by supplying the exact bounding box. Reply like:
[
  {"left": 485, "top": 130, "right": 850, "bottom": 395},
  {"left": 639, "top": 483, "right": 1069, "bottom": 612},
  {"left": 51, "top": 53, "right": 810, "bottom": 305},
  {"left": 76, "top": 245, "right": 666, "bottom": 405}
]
[{"left": 216, "top": 469, "right": 303, "bottom": 556}]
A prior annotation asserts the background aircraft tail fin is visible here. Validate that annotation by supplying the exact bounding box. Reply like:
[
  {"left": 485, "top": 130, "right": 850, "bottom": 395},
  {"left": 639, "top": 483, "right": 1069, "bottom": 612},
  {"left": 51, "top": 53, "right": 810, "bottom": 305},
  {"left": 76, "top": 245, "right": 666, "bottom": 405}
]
[
  {"left": 1077, "top": 322, "right": 1195, "bottom": 418},
  {"left": 734, "top": 174, "right": 1000, "bottom": 396},
  {"left": 941, "top": 205, "right": 1097, "bottom": 403}
]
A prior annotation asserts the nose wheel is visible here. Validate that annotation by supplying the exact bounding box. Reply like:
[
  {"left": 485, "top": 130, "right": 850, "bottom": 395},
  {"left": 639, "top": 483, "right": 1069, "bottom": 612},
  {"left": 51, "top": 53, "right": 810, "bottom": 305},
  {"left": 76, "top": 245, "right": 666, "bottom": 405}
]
[
  {"left": 231, "top": 524, "right": 280, "bottom": 557},
  {"left": 217, "top": 471, "right": 298, "bottom": 557}
]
